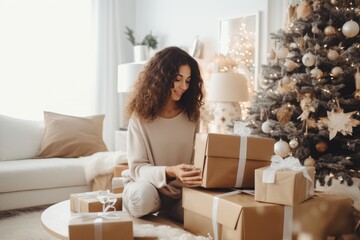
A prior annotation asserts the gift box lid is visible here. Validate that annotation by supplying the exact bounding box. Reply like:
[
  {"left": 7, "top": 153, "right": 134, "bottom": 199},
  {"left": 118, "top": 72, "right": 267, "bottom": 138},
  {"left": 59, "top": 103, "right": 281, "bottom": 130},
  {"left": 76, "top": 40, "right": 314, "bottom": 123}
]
[{"left": 195, "top": 133, "right": 275, "bottom": 161}]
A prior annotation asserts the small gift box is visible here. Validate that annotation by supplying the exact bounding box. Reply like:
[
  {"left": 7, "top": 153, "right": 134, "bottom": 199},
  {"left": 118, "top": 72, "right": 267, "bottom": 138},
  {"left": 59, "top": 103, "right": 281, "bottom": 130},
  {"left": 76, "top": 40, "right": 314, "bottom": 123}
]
[
  {"left": 255, "top": 155, "right": 315, "bottom": 205},
  {"left": 113, "top": 164, "right": 128, "bottom": 178},
  {"left": 194, "top": 122, "right": 275, "bottom": 188},
  {"left": 70, "top": 191, "right": 122, "bottom": 213},
  {"left": 68, "top": 211, "right": 133, "bottom": 240}
]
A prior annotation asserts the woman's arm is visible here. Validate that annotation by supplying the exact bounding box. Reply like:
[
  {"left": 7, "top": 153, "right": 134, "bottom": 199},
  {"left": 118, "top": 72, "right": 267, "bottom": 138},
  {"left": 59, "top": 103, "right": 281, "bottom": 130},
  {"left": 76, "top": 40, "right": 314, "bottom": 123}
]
[{"left": 127, "top": 116, "right": 168, "bottom": 188}]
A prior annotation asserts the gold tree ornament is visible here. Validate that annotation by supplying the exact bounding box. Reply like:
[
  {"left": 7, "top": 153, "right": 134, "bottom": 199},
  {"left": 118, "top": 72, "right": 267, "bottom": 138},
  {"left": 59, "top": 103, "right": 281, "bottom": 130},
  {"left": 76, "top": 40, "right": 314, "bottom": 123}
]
[
  {"left": 324, "top": 25, "right": 337, "bottom": 36},
  {"left": 320, "top": 109, "right": 360, "bottom": 140},
  {"left": 296, "top": 1, "right": 312, "bottom": 20},
  {"left": 327, "top": 49, "right": 339, "bottom": 61},
  {"left": 304, "top": 156, "right": 316, "bottom": 167},
  {"left": 310, "top": 67, "right": 324, "bottom": 79},
  {"left": 315, "top": 140, "right": 328, "bottom": 153},
  {"left": 277, "top": 104, "right": 294, "bottom": 125}
]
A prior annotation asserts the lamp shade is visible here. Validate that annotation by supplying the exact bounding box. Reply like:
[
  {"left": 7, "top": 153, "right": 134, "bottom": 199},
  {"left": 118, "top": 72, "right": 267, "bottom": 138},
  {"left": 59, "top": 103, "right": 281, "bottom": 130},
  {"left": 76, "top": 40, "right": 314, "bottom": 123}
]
[
  {"left": 207, "top": 72, "right": 249, "bottom": 102},
  {"left": 117, "top": 62, "right": 146, "bottom": 92}
]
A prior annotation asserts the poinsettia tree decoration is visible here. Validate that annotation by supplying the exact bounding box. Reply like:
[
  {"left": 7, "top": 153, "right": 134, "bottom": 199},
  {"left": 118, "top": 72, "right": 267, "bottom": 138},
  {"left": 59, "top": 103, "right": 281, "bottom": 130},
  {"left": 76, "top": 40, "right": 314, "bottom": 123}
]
[{"left": 319, "top": 109, "right": 360, "bottom": 140}]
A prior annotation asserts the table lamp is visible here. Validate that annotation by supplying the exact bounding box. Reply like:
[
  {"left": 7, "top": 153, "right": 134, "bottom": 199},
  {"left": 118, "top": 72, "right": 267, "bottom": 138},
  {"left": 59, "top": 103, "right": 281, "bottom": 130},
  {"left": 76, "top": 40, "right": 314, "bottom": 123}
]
[
  {"left": 207, "top": 72, "right": 249, "bottom": 133},
  {"left": 118, "top": 61, "right": 146, "bottom": 129}
]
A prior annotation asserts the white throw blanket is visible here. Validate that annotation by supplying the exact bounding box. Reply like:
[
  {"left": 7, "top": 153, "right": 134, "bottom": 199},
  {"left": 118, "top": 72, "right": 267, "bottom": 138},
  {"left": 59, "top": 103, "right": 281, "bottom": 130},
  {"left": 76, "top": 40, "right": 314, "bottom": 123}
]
[{"left": 82, "top": 151, "right": 128, "bottom": 183}]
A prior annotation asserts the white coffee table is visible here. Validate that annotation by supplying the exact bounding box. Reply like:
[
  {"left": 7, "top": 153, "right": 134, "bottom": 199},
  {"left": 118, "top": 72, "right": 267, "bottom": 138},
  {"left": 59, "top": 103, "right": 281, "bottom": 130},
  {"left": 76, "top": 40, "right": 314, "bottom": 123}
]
[
  {"left": 41, "top": 200, "right": 186, "bottom": 239},
  {"left": 41, "top": 200, "right": 72, "bottom": 239}
]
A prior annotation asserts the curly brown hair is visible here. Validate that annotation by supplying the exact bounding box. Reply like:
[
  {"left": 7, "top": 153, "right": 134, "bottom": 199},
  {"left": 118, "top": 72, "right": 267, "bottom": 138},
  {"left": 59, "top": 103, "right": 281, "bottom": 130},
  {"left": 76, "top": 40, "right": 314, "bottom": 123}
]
[{"left": 126, "top": 46, "right": 204, "bottom": 122}]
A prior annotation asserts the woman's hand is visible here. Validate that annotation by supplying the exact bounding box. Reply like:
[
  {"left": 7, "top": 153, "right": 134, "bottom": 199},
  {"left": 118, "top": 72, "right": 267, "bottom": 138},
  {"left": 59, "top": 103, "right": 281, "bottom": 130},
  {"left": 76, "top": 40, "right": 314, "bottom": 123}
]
[{"left": 166, "top": 164, "right": 202, "bottom": 187}]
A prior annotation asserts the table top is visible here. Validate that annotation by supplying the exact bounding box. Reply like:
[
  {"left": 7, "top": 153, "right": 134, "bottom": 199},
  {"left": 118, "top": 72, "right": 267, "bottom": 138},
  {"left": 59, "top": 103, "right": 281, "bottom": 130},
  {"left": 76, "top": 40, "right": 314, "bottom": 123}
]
[
  {"left": 41, "top": 200, "right": 186, "bottom": 239},
  {"left": 41, "top": 200, "right": 71, "bottom": 240}
]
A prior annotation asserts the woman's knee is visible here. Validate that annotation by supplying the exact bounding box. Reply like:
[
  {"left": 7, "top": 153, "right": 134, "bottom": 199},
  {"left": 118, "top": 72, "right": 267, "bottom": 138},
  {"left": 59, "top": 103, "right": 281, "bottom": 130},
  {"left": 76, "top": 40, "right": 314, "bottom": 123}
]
[{"left": 123, "top": 181, "right": 160, "bottom": 218}]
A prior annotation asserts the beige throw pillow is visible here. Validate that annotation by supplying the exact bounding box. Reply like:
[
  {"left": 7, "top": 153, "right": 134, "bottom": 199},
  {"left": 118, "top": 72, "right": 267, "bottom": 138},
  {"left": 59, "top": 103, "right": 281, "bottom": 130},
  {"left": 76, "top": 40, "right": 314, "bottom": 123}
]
[{"left": 35, "top": 111, "right": 108, "bottom": 158}]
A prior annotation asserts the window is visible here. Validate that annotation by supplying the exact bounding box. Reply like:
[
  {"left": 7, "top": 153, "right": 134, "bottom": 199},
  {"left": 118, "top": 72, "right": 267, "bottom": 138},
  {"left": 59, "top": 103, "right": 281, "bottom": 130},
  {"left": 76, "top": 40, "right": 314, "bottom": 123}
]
[{"left": 0, "top": 0, "right": 95, "bottom": 120}]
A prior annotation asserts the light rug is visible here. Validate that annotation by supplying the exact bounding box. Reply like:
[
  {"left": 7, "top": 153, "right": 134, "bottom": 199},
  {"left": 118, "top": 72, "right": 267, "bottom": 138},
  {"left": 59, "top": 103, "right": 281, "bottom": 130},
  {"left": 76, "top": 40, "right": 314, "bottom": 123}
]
[
  {"left": 0, "top": 205, "right": 58, "bottom": 240},
  {"left": 0, "top": 207, "right": 212, "bottom": 240}
]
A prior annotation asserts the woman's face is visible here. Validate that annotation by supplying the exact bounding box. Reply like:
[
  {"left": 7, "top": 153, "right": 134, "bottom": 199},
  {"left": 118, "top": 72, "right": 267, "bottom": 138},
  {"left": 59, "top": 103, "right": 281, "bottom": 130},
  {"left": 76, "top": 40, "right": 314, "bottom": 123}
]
[{"left": 170, "top": 64, "right": 191, "bottom": 102}]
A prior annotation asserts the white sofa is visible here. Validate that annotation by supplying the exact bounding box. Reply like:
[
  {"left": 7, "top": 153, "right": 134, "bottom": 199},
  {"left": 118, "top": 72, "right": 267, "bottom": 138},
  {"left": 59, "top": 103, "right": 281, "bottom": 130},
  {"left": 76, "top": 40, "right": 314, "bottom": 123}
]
[
  {"left": 0, "top": 158, "right": 90, "bottom": 211},
  {"left": 0, "top": 113, "right": 126, "bottom": 211}
]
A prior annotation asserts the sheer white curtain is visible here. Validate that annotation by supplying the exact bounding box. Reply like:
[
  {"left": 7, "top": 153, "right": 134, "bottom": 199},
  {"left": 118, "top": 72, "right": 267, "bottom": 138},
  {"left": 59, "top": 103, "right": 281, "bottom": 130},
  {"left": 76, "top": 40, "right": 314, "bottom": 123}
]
[
  {"left": 0, "top": 0, "right": 95, "bottom": 120},
  {"left": 92, "top": 0, "right": 122, "bottom": 150},
  {"left": 0, "top": 0, "right": 123, "bottom": 150}
]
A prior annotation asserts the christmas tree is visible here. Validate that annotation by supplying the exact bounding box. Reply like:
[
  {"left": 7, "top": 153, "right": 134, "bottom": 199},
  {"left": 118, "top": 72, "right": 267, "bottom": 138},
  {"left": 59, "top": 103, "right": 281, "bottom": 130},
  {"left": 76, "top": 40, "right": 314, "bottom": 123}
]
[{"left": 246, "top": 0, "right": 360, "bottom": 187}]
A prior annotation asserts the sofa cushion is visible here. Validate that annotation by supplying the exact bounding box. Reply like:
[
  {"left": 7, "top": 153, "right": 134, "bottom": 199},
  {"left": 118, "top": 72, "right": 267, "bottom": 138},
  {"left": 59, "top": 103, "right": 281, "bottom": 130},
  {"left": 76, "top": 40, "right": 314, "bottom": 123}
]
[
  {"left": 0, "top": 114, "right": 45, "bottom": 161},
  {"left": 36, "top": 111, "right": 108, "bottom": 158},
  {"left": 0, "top": 157, "right": 89, "bottom": 193}
]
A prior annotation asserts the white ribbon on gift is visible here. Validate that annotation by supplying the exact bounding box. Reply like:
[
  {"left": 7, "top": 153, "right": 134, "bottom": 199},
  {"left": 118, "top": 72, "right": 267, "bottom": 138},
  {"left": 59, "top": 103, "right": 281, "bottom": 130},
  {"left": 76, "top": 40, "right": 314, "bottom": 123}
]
[
  {"left": 262, "top": 155, "right": 313, "bottom": 184},
  {"left": 233, "top": 121, "right": 251, "bottom": 188},
  {"left": 212, "top": 190, "right": 242, "bottom": 240},
  {"left": 283, "top": 206, "right": 293, "bottom": 240},
  {"left": 71, "top": 210, "right": 122, "bottom": 240},
  {"left": 71, "top": 213, "right": 115, "bottom": 240}
]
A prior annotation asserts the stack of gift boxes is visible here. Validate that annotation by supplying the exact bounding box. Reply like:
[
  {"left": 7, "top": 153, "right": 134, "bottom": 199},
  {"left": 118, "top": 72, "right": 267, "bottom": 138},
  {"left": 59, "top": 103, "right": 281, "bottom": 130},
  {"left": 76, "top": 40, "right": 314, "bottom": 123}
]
[
  {"left": 68, "top": 190, "right": 133, "bottom": 240},
  {"left": 64, "top": 129, "right": 357, "bottom": 240},
  {"left": 67, "top": 163, "right": 134, "bottom": 240},
  {"left": 183, "top": 132, "right": 357, "bottom": 240}
]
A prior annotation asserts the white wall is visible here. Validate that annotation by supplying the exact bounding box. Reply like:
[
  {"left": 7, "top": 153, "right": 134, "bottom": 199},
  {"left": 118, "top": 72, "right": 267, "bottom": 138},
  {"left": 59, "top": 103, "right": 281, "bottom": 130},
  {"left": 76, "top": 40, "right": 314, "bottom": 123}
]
[{"left": 119, "top": 0, "right": 286, "bottom": 69}]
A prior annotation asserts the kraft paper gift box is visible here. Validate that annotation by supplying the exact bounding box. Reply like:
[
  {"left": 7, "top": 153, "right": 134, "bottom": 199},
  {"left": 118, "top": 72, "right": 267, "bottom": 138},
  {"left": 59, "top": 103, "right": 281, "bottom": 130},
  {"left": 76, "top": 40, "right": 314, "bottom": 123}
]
[
  {"left": 113, "top": 163, "right": 129, "bottom": 177},
  {"left": 112, "top": 177, "right": 125, "bottom": 193},
  {"left": 182, "top": 187, "right": 355, "bottom": 240},
  {"left": 254, "top": 165, "right": 315, "bottom": 206},
  {"left": 70, "top": 191, "right": 122, "bottom": 213},
  {"left": 68, "top": 211, "right": 133, "bottom": 240},
  {"left": 194, "top": 133, "right": 275, "bottom": 188}
]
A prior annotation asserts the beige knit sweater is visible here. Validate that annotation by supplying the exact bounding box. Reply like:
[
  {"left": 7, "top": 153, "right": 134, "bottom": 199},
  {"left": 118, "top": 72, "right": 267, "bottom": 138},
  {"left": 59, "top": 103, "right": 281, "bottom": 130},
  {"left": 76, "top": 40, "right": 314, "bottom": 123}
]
[{"left": 126, "top": 112, "right": 197, "bottom": 199}]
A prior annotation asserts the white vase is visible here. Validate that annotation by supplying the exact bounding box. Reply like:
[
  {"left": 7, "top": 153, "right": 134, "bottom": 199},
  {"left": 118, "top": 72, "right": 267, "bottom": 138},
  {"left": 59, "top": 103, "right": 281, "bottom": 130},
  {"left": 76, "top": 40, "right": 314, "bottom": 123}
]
[{"left": 133, "top": 45, "right": 148, "bottom": 62}]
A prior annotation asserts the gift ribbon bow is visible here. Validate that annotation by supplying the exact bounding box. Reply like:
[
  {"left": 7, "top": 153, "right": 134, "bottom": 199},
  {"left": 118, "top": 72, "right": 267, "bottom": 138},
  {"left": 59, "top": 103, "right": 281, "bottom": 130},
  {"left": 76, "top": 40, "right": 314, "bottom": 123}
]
[
  {"left": 97, "top": 190, "right": 118, "bottom": 212},
  {"left": 262, "top": 155, "right": 313, "bottom": 183},
  {"left": 233, "top": 121, "right": 252, "bottom": 136},
  {"left": 233, "top": 121, "right": 251, "bottom": 188}
]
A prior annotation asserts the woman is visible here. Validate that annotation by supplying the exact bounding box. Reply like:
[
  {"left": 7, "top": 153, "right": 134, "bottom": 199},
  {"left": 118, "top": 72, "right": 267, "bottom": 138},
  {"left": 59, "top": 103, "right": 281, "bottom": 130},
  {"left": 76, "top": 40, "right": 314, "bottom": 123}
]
[{"left": 123, "top": 46, "right": 204, "bottom": 222}]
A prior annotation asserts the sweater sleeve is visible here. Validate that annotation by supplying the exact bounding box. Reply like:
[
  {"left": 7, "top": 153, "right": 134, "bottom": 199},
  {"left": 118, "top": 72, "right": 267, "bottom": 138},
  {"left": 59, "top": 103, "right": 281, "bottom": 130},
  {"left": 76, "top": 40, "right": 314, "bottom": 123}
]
[{"left": 126, "top": 116, "right": 167, "bottom": 189}]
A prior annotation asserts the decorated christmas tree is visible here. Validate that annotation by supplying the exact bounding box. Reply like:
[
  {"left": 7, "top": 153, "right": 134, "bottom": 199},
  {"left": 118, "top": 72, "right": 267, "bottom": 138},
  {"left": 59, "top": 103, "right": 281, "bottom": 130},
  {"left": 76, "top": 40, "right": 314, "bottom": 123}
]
[{"left": 246, "top": 0, "right": 360, "bottom": 186}]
